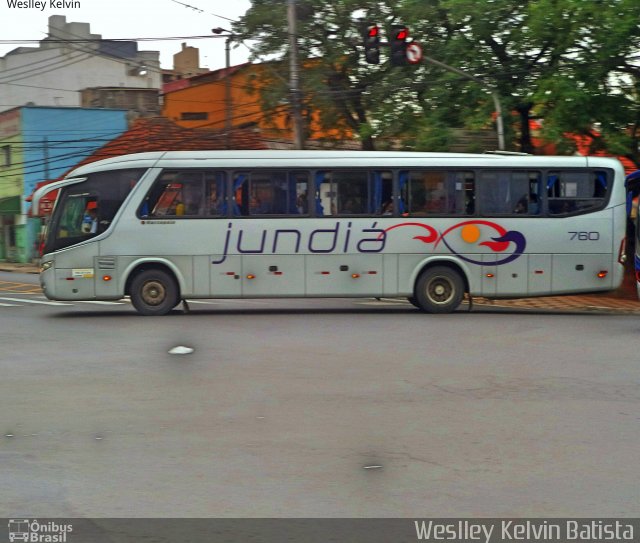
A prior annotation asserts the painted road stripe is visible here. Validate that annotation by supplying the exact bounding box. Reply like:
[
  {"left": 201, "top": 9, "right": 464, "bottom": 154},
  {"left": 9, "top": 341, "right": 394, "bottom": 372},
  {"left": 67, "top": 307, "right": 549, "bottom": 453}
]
[
  {"left": 0, "top": 297, "right": 73, "bottom": 306},
  {"left": 0, "top": 302, "right": 20, "bottom": 306},
  {"left": 72, "top": 300, "right": 127, "bottom": 305},
  {"left": 36, "top": 296, "right": 127, "bottom": 305}
]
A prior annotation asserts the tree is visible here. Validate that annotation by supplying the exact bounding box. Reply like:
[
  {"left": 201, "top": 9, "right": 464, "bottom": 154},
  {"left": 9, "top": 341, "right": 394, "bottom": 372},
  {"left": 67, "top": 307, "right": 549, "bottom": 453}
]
[
  {"left": 235, "top": 0, "right": 420, "bottom": 150},
  {"left": 235, "top": 0, "right": 640, "bottom": 162},
  {"left": 533, "top": 0, "right": 640, "bottom": 165}
]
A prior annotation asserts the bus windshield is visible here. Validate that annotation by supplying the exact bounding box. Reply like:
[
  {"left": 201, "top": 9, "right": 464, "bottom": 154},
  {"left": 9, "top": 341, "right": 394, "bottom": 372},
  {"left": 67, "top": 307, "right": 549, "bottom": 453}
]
[{"left": 44, "top": 168, "right": 145, "bottom": 254}]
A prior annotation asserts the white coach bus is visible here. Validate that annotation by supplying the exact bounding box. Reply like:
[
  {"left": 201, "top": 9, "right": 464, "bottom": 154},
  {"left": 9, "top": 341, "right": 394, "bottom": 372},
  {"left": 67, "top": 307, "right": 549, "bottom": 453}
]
[{"left": 32, "top": 151, "right": 627, "bottom": 315}]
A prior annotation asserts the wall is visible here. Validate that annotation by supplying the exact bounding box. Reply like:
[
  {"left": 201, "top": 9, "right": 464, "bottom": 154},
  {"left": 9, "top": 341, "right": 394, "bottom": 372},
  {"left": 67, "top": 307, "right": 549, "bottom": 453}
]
[
  {"left": 0, "top": 109, "right": 24, "bottom": 261},
  {"left": 80, "top": 88, "right": 161, "bottom": 117},
  {"left": 0, "top": 16, "right": 161, "bottom": 114},
  {"left": 162, "top": 64, "right": 351, "bottom": 143},
  {"left": 0, "top": 107, "right": 127, "bottom": 263}
]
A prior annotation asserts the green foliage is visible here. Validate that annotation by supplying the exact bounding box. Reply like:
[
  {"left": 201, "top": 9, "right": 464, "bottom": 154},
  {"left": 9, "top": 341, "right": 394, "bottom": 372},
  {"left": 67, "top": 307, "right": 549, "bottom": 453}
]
[{"left": 234, "top": 0, "right": 640, "bottom": 164}]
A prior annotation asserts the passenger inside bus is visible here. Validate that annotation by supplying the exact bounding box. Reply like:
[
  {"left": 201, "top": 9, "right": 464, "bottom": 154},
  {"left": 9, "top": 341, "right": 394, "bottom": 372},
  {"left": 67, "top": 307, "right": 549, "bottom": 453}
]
[
  {"left": 81, "top": 202, "right": 98, "bottom": 233},
  {"left": 210, "top": 186, "right": 222, "bottom": 215}
]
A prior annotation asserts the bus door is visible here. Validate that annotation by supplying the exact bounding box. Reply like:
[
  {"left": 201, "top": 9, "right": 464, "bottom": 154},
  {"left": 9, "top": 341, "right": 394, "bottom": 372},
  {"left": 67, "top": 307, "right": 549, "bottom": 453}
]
[
  {"left": 48, "top": 192, "right": 100, "bottom": 299},
  {"left": 625, "top": 170, "right": 640, "bottom": 297}
]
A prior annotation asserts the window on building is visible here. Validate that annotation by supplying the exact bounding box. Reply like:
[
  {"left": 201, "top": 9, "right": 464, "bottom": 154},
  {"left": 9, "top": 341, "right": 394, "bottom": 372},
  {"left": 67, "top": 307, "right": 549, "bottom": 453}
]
[
  {"left": 180, "top": 112, "right": 209, "bottom": 121},
  {"left": 1, "top": 145, "right": 10, "bottom": 167}
]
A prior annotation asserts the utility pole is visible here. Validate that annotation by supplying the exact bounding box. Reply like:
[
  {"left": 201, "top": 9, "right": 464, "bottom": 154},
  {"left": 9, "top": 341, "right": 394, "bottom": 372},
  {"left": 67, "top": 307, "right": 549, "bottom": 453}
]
[
  {"left": 287, "top": 0, "right": 304, "bottom": 149},
  {"left": 212, "top": 27, "right": 234, "bottom": 149},
  {"left": 224, "top": 35, "right": 232, "bottom": 149}
]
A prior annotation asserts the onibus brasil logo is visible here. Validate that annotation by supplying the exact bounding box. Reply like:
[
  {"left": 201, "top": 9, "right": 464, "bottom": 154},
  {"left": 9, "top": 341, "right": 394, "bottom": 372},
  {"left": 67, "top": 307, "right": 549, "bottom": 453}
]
[{"left": 8, "top": 520, "right": 72, "bottom": 542}]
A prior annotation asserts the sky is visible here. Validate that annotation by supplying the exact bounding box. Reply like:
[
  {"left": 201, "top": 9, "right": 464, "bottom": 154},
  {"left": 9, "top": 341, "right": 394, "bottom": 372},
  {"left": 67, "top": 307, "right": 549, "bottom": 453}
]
[{"left": 0, "top": 0, "right": 253, "bottom": 71}]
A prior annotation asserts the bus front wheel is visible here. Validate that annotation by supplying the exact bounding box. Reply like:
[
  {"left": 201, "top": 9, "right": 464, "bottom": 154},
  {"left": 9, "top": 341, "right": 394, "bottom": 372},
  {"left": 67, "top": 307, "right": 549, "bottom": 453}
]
[
  {"left": 414, "top": 266, "right": 465, "bottom": 314},
  {"left": 130, "top": 269, "right": 179, "bottom": 316}
]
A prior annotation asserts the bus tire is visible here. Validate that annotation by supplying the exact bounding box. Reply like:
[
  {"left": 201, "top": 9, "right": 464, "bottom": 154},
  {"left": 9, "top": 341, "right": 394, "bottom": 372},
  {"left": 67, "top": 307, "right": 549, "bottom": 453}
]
[
  {"left": 407, "top": 296, "right": 420, "bottom": 308},
  {"left": 130, "top": 269, "right": 179, "bottom": 316},
  {"left": 414, "top": 266, "right": 465, "bottom": 314}
]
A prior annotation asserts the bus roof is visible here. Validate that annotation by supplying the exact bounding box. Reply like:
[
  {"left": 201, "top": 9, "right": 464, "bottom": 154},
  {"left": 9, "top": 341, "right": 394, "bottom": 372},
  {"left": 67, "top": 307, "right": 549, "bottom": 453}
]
[{"left": 65, "top": 150, "right": 623, "bottom": 177}]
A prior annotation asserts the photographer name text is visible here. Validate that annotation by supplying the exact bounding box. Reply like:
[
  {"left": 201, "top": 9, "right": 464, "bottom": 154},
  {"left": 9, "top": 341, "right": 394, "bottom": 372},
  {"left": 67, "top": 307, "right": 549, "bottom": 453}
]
[
  {"left": 6, "top": 0, "right": 81, "bottom": 10},
  {"left": 415, "top": 521, "right": 635, "bottom": 542}
]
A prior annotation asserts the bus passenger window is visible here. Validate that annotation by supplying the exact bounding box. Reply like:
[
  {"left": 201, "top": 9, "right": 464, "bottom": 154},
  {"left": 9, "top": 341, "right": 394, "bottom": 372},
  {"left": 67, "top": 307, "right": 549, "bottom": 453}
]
[
  {"left": 206, "top": 172, "right": 226, "bottom": 216},
  {"left": 400, "top": 171, "right": 474, "bottom": 216},
  {"left": 232, "top": 171, "right": 308, "bottom": 216},
  {"left": 182, "top": 181, "right": 204, "bottom": 215},
  {"left": 547, "top": 171, "right": 608, "bottom": 215},
  {"left": 478, "top": 170, "right": 540, "bottom": 216},
  {"left": 143, "top": 171, "right": 206, "bottom": 217}
]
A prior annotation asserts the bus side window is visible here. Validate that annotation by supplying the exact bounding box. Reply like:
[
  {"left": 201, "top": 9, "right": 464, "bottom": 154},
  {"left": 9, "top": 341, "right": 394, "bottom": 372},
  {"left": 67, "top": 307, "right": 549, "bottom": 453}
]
[
  {"left": 334, "top": 171, "right": 369, "bottom": 215},
  {"left": 314, "top": 171, "right": 332, "bottom": 216},
  {"left": 547, "top": 171, "right": 608, "bottom": 215},
  {"left": 175, "top": 173, "right": 204, "bottom": 216},
  {"left": 400, "top": 171, "right": 474, "bottom": 216},
  {"left": 206, "top": 172, "right": 226, "bottom": 216}
]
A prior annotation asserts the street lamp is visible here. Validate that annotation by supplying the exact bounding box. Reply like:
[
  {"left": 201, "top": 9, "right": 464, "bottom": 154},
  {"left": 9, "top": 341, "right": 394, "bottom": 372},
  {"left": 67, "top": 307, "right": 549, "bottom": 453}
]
[{"left": 212, "top": 27, "right": 234, "bottom": 149}]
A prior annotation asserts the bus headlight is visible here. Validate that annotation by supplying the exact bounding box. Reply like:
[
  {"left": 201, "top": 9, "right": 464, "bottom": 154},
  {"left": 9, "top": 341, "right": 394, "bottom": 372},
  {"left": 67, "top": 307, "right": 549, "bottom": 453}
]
[{"left": 40, "top": 260, "right": 53, "bottom": 272}]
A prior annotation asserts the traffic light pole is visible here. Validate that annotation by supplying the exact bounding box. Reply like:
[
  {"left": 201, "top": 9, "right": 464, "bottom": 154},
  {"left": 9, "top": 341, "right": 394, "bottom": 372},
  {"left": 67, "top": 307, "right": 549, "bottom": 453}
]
[{"left": 422, "top": 54, "right": 505, "bottom": 151}]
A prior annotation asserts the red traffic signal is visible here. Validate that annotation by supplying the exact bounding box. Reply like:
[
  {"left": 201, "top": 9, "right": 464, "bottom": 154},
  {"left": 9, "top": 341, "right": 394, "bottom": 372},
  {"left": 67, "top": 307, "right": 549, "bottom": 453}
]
[
  {"left": 395, "top": 28, "right": 408, "bottom": 41},
  {"left": 363, "top": 23, "right": 380, "bottom": 65},
  {"left": 390, "top": 25, "right": 409, "bottom": 66}
]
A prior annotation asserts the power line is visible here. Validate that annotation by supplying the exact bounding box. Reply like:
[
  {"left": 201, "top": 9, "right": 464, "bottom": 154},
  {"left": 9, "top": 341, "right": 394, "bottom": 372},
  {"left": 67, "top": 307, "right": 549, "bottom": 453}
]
[
  {"left": 167, "top": 0, "right": 239, "bottom": 23},
  {"left": 0, "top": 102, "right": 291, "bottom": 183},
  {"left": 0, "top": 35, "right": 228, "bottom": 45}
]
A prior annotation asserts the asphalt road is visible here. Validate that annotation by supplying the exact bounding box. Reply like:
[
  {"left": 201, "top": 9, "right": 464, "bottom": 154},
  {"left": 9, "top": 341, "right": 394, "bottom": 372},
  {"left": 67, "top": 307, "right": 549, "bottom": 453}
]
[{"left": 1, "top": 277, "right": 639, "bottom": 517}]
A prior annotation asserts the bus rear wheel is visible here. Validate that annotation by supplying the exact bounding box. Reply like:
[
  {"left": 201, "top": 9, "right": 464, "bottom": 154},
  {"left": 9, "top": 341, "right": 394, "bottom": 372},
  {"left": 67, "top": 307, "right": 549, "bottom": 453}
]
[
  {"left": 130, "top": 269, "right": 179, "bottom": 316},
  {"left": 414, "top": 266, "right": 465, "bottom": 314}
]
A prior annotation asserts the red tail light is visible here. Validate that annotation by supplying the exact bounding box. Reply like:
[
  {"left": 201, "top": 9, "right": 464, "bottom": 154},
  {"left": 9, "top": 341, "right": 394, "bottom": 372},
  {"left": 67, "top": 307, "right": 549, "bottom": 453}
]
[{"left": 618, "top": 237, "right": 627, "bottom": 264}]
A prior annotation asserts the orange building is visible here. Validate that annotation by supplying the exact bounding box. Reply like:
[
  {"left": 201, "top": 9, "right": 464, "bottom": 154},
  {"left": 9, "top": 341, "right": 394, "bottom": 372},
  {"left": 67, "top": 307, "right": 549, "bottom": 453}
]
[{"left": 162, "top": 62, "right": 352, "bottom": 146}]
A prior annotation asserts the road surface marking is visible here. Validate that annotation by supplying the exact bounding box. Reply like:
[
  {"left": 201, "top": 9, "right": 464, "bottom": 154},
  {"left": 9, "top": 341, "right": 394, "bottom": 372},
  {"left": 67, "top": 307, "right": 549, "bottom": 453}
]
[
  {"left": 0, "top": 297, "right": 73, "bottom": 306},
  {"left": 71, "top": 300, "right": 127, "bottom": 305}
]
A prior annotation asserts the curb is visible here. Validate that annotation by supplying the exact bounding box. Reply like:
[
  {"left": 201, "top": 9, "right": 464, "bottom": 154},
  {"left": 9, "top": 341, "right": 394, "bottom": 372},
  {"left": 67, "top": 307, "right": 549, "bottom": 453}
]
[{"left": 0, "top": 266, "right": 40, "bottom": 274}]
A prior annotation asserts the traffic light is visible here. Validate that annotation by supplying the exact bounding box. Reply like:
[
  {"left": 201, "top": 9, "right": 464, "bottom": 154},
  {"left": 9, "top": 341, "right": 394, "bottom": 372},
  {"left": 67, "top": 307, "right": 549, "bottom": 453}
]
[
  {"left": 363, "top": 23, "right": 380, "bottom": 65},
  {"left": 390, "top": 24, "right": 409, "bottom": 66}
]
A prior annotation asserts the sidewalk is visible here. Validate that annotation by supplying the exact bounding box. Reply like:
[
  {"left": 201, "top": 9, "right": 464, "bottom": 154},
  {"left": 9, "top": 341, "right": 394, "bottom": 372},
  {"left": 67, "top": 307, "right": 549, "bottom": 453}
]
[
  {"left": 0, "top": 260, "right": 638, "bottom": 313},
  {"left": 474, "top": 268, "right": 640, "bottom": 313},
  {"left": 0, "top": 261, "right": 39, "bottom": 274}
]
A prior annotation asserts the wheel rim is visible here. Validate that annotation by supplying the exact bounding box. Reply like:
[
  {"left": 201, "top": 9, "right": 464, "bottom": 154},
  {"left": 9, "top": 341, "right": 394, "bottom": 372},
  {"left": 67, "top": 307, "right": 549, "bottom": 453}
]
[
  {"left": 426, "top": 275, "right": 454, "bottom": 305},
  {"left": 141, "top": 280, "right": 167, "bottom": 306}
]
